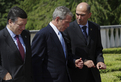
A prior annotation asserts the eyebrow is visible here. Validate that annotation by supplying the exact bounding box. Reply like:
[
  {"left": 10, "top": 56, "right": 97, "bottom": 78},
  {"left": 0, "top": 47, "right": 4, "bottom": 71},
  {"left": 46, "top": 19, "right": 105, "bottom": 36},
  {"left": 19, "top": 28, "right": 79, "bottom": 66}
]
[{"left": 76, "top": 13, "right": 85, "bottom": 15}]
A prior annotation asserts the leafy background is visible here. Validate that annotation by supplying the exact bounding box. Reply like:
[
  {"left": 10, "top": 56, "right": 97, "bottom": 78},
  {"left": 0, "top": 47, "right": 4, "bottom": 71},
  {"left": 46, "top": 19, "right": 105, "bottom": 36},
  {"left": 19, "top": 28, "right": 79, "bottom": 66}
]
[{"left": 1, "top": 0, "right": 121, "bottom": 30}]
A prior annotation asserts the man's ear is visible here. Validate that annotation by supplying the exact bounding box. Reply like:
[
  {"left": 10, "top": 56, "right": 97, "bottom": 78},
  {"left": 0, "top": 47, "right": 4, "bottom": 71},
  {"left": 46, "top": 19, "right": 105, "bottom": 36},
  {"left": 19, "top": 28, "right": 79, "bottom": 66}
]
[
  {"left": 8, "top": 19, "right": 13, "bottom": 24},
  {"left": 55, "top": 17, "right": 60, "bottom": 22},
  {"left": 8, "top": 19, "right": 14, "bottom": 28},
  {"left": 88, "top": 13, "right": 92, "bottom": 18}
]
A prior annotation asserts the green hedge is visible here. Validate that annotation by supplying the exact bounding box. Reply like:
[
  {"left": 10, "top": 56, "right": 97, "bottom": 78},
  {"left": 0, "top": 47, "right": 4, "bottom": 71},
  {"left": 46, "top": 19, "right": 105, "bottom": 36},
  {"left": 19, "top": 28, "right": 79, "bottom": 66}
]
[
  {"left": 99, "top": 54, "right": 121, "bottom": 73},
  {"left": 101, "top": 71, "right": 121, "bottom": 82},
  {"left": 100, "top": 48, "right": 121, "bottom": 82},
  {"left": 103, "top": 47, "right": 121, "bottom": 54}
]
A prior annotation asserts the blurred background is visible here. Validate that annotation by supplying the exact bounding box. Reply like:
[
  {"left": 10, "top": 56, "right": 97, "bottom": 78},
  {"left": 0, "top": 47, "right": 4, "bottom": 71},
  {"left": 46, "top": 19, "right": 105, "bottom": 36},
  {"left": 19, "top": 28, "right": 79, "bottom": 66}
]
[{"left": 1, "top": 0, "right": 121, "bottom": 30}]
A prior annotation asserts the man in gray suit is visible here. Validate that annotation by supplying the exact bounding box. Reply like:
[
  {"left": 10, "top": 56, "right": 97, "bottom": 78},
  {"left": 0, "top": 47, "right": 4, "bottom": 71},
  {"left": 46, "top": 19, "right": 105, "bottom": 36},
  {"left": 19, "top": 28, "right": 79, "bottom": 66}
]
[{"left": 0, "top": 6, "right": 33, "bottom": 82}]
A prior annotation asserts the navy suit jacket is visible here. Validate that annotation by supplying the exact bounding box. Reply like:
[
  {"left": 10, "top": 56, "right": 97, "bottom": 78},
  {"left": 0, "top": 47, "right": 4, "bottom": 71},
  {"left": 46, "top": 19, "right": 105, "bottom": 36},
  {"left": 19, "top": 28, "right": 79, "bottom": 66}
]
[
  {"left": 63, "top": 20, "right": 104, "bottom": 82},
  {"left": 0, "top": 28, "right": 33, "bottom": 82},
  {"left": 32, "top": 24, "right": 71, "bottom": 82}
]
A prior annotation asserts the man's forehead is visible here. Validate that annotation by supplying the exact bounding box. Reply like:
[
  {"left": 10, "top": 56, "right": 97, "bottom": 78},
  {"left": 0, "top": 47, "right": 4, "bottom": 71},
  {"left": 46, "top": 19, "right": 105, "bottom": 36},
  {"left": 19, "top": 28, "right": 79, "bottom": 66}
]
[
  {"left": 79, "top": 5, "right": 83, "bottom": 9},
  {"left": 76, "top": 11, "right": 87, "bottom": 15}
]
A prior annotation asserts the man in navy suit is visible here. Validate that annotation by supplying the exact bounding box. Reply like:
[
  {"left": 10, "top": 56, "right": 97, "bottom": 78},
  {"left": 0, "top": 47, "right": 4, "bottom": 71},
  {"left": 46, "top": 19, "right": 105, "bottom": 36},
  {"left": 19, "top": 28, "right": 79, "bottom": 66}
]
[
  {"left": 0, "top": 6, "right": 33, "bottom": 82},
  {"left": 63, "top": 2, "right": 106, "bottom": 82},
  {"left": 32, "top": 6, "right": 83, "bottom": 82}
]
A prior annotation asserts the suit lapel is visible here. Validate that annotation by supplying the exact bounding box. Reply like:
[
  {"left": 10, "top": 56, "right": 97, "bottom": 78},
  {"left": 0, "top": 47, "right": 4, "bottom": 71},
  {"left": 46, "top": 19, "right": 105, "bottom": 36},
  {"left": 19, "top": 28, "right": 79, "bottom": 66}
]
[
  {"left": 47, "top": 25, "right": 66, "bottom": 59},
  {"left": 3, "top": 28, "right": 23, "bottom": 61},
  {"left": 87, "top": 21, "right": 93, "bottom": 46},
  {"left": 73, "top": 20, "right": 87, "bottom": 44},
  {"left": 21, "top": 31, "right": 28, "bottom": 61}
]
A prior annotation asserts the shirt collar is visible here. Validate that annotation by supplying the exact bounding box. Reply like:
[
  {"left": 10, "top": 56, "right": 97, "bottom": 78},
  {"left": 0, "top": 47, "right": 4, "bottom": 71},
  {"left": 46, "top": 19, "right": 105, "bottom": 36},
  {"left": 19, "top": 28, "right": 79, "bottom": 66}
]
[
  {"left": 49, "top": 22, "right": 60, "bottom": 35},
  {"left": 79, "top": 21, "right": 89, "bottom": 28}
]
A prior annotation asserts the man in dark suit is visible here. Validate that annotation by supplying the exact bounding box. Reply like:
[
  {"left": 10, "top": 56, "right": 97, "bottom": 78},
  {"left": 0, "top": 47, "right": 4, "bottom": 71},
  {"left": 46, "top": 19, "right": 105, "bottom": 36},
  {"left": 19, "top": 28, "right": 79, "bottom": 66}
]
[
  {"left": 32, "top": 6, "right": 83, "bottom": 82},
  {"left": 0, "top": 6, "right": 33, "bottom": 82},
  {"left": 63, "top": 2, "right": 106, "bottom": 82}
]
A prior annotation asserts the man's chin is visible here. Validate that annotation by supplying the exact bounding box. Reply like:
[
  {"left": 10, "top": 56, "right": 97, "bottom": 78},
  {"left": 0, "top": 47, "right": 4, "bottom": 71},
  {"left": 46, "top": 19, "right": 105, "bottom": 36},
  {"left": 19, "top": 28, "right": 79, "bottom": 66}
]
[{"left": 77, "top": 20, "right": 81, "bottom": 24}]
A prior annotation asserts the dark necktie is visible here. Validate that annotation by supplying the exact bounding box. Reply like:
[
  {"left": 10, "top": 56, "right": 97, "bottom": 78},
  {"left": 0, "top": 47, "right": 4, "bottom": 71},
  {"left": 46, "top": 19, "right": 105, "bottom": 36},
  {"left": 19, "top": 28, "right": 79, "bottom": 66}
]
[
  {"left": 82, "top": 26, "right": 88, "bottom": 40},
  {"left": 16, "top": 35, "right": 25, "bottom": 61}
]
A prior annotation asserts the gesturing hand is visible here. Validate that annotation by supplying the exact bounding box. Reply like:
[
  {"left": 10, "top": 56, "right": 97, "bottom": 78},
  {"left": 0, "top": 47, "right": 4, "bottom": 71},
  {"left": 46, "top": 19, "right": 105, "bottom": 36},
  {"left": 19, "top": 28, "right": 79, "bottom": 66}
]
[
  {"left": 96, "top": 62, "right": 106, "bottom": 69},
  {"left": 75, "top": 58, "right": 83, "bottom": 69}
]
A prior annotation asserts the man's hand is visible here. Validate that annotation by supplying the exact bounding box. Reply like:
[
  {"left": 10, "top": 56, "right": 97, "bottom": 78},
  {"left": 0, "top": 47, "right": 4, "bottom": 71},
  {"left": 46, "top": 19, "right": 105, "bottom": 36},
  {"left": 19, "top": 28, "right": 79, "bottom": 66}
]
[
  {"left": 75, "top": 58, "right": 83, "bottom": 69},
  {"left": 84, "top": 60, "right": 95, "bottom": 68},
  {"left": 3, "top": 72, "right": 12, "bottom": 80},
  {"left": 96, "top": 62, "right": 106, "bottom": 69}
]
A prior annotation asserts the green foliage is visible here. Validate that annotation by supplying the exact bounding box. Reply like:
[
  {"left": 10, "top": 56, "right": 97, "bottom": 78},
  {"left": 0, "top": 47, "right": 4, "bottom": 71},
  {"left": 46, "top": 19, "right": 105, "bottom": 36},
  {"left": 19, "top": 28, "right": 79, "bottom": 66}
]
[
  {"left": 0, "top": 0, "right": 24, "bottom": 30},
  {"left": 88, "top": 0, "right": 111, "bottom": 25},
  {"left": 1, "top": 0, "right": 121, "bottom": 30},
  {"left": 107, "top": 0, "right": 121, "bottom": 25},
  {"left": 101, "top": 71, "right": 121, "bottom": 82},
  {"left": 19, "top": 0, "right": 66, "bottom": 30},
  {"left": 100, "top": 54, "right": 121, "bottom": 73},
  {"left": 103, "top": 47, "right": 121, "bottom": 54},
  {"left": 25, "top": 0, "right": 112, "bottom": 30},
  {"left": 100, "top": 54, "right": 121, "bottom": 82},
  {"left": 100, "top": 48, "right": 121, "bottom": 82},
  {"left": 66, "top": 0, "right": 111, "bottom": 25}
]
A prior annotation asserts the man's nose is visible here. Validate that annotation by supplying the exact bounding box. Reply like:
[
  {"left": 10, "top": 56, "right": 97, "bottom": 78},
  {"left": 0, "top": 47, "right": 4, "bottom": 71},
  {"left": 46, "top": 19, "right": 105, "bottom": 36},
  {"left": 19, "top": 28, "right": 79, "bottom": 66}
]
[
  {"left": 78, "top": 15, "right": 81, "bottom": 19},
  {"left": 22, "top": 26, "right": 25, "bottom": 30}
]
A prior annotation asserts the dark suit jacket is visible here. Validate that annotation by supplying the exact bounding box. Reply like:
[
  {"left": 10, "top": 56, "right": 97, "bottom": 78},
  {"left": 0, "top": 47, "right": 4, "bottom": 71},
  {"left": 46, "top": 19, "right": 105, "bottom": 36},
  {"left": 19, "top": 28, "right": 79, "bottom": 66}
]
[
  {"left": 63, "top": 20, "right": 104, "bottom": 82},
  {"left": 0, "top": 28, "right": 33, "bottom": 82},
  {"left": 32, "top": 24, "right": 71, "bottom": 82}
]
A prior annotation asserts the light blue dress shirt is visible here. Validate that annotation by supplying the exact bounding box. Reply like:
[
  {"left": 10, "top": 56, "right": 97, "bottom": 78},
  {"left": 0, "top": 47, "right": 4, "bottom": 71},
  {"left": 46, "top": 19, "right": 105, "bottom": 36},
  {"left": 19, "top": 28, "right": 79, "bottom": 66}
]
[
  {"left": 79, "top": 21, "right": 89, "bottom": 35},
  {"left": 49, "top": 22, "right": 66, "bottom": 58},
  {"left": 6, "top": 26, "right": 26, "bottom": 53}
]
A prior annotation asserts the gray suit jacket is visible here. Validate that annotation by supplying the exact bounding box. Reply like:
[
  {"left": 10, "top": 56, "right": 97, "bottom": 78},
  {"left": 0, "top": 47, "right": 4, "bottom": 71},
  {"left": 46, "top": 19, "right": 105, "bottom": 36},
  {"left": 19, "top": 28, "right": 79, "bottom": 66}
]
[
  {"left": 0, "top": 28, "right": 33, "bottom": 82},
  {"left": 63, "top": 20, "right": 104, "bottom": 82}
]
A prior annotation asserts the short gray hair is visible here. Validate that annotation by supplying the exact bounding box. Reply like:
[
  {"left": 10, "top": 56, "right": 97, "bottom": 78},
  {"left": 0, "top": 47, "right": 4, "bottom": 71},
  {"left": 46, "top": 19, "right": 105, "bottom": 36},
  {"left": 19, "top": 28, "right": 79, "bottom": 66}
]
[{"left": 52, "top": 6, "right": 73, "bottom": 20}]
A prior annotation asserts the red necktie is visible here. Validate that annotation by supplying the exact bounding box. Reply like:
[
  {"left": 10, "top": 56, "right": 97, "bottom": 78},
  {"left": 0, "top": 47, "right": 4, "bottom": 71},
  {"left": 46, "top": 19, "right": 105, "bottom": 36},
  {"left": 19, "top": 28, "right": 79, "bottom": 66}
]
[{"left": 16, "top": 35, "right": 25, "bottom": 61}]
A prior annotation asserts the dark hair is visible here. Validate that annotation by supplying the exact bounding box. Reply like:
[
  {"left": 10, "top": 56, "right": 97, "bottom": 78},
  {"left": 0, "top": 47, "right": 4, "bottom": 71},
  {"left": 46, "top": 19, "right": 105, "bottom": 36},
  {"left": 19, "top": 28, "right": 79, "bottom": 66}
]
[
  {"left": 87, "top": 5, "right": 91, "bottom": 13},
  {"left": 7, "top": 6, "right": 27, "bottom": 24}
]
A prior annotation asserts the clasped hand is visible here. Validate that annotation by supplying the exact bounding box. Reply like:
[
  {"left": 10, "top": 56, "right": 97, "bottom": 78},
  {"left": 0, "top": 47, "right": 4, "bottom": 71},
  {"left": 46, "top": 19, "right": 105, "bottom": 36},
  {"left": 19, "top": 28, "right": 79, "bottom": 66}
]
[
  {"left": 84, "top": 60, "right": 106, "bottom": 69},
  {"left": 75, "top": 58, "right": 83, "bottom": 69},
  {"left": 3, "top": 72, "right": 12, "bottom": 81}
]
